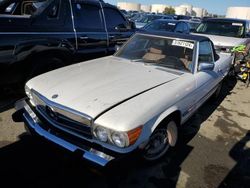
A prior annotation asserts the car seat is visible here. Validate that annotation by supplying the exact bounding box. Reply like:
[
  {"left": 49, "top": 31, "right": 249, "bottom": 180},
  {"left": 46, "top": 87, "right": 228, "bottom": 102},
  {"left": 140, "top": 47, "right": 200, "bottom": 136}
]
[
  {"left": 142, "top": 47, "right": 166, "bottom": 62},
  {"left": 180, "top": 49, "right": 193, "bottom": 72}
]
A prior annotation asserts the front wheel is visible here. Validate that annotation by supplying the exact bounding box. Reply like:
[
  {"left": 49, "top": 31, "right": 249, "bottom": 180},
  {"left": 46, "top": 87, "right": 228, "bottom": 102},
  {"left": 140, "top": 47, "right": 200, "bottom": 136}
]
[{"left": 142, "top": 120, "right": 178, "bottom": 161}]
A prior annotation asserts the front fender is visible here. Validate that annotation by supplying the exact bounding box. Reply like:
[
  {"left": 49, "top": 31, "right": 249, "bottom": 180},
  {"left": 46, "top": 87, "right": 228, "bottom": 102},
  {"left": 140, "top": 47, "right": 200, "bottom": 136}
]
[
  {"left": 151, "top": 106, "right": 180, "bottom": 131},
  {"left": 138, "top": 105, "right": 180, "bottom": 148}
]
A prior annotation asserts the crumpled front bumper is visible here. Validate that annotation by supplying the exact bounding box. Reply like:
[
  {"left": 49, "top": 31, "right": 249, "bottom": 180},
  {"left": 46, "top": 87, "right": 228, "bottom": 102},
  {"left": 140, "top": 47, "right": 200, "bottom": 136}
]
[{"left": 13, "top": 99, "right": 116, "bottom": 166}]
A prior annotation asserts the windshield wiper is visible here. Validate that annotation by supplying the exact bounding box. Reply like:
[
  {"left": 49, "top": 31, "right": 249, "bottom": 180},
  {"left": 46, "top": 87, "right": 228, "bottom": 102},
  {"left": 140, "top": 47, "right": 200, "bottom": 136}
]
[{"left": 143, "top": 61, "right": 172, "bottom": 68}]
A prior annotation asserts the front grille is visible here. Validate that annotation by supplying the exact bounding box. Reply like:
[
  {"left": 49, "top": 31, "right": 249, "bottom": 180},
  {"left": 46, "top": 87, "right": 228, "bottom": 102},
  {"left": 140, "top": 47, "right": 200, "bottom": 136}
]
[
  {"left": 31, "top": 91, "right": 92, "bottom": 139},
  {"left": 37, "top": 105, "right": 92, "bottom": 139}
]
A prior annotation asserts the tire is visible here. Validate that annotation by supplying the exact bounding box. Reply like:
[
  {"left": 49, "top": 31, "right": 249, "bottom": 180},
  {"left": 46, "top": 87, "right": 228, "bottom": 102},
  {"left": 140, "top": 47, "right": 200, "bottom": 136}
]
[
  {"left": 228, "top": 53, "right": 236, "bottom": 77},
  {"left": 27, "top": 56, "right": 65, "bottom": 81},
  {"left": 228, "top": 66, "right": 236, "bottom": 77},
  {"left": 142, "top": 120, "right": 178, "bottom": 161}
]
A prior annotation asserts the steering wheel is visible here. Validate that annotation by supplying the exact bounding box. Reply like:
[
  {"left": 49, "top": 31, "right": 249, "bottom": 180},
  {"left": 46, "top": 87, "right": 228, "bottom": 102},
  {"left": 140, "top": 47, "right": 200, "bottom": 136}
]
[{"left": 160, "top": 56, "right": 187, "bottom": 70}]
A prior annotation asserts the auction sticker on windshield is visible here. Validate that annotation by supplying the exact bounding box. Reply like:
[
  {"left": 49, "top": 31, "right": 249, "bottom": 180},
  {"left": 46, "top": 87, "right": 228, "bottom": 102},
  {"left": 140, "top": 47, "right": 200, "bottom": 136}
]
[{"left": 172, "top": 40, "right": 194, "bottom": 49}]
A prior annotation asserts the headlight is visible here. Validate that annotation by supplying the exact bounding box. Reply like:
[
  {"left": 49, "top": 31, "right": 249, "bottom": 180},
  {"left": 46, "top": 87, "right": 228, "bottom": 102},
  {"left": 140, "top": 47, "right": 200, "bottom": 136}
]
[
  {"left": 93, "top": 125, "right": 142, "bottom": 148},
  {"left": 25, "top": 85, "right": 35, "bottom": 106},
  {"left": 25, "top": 85, "right": 32, "bottom": 99},
  {"left": 94, "top": 126, "right": 110, "bottom": 142},
  {"left": 111, "top": 132, "right": 128, "bottom": 148}
]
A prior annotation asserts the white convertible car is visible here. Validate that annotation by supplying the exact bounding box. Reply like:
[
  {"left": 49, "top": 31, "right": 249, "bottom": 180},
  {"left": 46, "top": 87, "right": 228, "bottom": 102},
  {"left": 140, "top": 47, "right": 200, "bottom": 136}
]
[{"left": 13, "top": 31, "right": 233, "bottom": 166}]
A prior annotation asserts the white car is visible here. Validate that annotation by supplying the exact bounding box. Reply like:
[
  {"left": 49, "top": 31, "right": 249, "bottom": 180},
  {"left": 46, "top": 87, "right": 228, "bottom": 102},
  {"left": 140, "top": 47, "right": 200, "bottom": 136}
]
[
  {"left": 193, "top": 18, "right": 250, "bottom": 54},
  {"left": 13, "top": 31, "right": 233, "bottom": 166}
]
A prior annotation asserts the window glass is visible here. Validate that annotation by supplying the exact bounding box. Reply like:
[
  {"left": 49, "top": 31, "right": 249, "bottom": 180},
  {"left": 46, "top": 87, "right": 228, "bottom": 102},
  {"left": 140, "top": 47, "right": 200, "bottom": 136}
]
[
  {"left": 21, "top": 0, "right": 47, "bottom": 15},
  {"left": 47, "top": 2, "right": 59, "bottom": 18},
  {"left": 116, "top": 34, "right": 194, "bottom": 72},
  {"left": 195, "top": 21, "right": 245, "bottom": 38},
  {"left": 247, "top": 22, "right": 250, "bottom": 33},
  {"left": 73, "top": 3, "right": 104, "bottom": 31},
  {"left": 175, "top": 23, "right": 184, "bottom": 32},
  {"left": 198, "top": 41, "right": 213, "bottom": 63},
  {"left": 5, "top": 3, "right": 15, "bottom": 13},
  {"left": 145, "top": 21, "right": 175, "bottom": 31},
  {"left": 1, "top": 0, "right": 48, "bottom": 15},
  {"left": 183, "top": 23, "right": 189, "bottom": 32},
  {"left": 103, "top": 8, "right": 126, "bottom": 31}
]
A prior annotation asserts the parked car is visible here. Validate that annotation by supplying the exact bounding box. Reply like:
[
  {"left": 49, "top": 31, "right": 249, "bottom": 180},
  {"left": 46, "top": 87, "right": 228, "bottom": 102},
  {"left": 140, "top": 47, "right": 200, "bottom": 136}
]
[
  {"left": 175, "top": 15, "right": 191, "bottom": 20},
  {"left": 193, "top": 18, "right": 250, "bottom": 53},
  {"left": 135, "top": 14, "right": 174, "bottom": 28},
  {"left": 180, "top": 19, "right": 201, "bottom": 32},
  {"left": 191, "top": 17, "right": 201, "bottom": 22},
  {"left": 141, "top": 19, "right": 191, "bottom": 34},
  {"left": 0, "top": 0, "right": 135, "bottom": 86},
  {"left": 13, "top": 31, "right": 233, "bottom": 166}
]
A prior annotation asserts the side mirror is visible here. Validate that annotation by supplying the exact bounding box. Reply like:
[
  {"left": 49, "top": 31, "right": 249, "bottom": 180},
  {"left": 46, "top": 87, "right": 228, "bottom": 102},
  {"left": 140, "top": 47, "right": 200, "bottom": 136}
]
[
  {"left": 129, "top": 20, "right": 136, "bottom": 29},
  {"left": 198, "top": 62, "right": 215, "bottom": 71}
]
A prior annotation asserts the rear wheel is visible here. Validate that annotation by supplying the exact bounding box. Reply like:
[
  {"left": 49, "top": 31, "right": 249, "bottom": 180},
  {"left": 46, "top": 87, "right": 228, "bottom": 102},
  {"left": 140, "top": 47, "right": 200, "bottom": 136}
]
[{"left": 142, "top": 120, "right": 178, "bottom": 161}]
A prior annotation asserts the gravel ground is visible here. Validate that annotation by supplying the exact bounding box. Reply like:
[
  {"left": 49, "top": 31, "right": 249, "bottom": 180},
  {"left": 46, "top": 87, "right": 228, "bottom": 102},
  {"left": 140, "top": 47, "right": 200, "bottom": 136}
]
[{"left": 0, "top": 77, "right": 250, "bottom": 188}]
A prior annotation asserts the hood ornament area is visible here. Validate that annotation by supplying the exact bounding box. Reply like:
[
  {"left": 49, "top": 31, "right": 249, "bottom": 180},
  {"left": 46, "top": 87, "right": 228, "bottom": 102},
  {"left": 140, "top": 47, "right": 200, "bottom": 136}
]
[{"left": 52, "top": 94, "right": 59, "bottom": 99}]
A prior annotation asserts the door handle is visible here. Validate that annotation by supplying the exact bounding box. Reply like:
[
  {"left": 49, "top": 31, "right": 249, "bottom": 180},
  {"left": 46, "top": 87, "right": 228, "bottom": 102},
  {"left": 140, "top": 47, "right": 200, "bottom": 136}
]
[
  {"left": 80, "top": 36, "right": 88, "bottom": 40},
  {"left": 109, "top": 35, "right": 115, "bottom": 39}
]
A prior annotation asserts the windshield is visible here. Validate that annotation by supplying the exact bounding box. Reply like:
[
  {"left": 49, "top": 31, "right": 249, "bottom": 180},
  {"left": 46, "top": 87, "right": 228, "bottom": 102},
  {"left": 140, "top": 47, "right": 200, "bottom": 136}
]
[
  {"left": 195, "top": 21, "right": 245, "bottom": 38},
  {"left": 189, "top": 22, "right": 200, "bottom": 30},
  {"left": 116, "top": 34, "right": 195, "bottom": 72},
  {"left": 138, "top": 15, "right": 162, "bottom": 23},
  {"left": 144, "top": 21, "right": 176, "bottom": 32}
]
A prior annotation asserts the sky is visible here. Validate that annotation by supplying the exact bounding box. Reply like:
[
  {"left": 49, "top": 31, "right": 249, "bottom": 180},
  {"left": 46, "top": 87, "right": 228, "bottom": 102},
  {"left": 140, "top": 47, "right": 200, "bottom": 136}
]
[{"left": 105, "top": 0, "right": 250, "bottom": 15}]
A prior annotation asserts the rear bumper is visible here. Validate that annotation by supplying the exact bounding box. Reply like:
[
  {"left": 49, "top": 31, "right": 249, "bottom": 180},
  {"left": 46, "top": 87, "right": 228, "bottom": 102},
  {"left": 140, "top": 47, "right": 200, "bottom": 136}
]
[{"left": 13, "top": 100, "right": 120, "bottom": 167}]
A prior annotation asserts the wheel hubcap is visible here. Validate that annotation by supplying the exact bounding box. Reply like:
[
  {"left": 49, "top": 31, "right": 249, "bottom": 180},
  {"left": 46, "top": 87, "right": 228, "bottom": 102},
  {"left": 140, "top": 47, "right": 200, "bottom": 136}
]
[{"left": 143, "top": 129, "right": 170, "bottom": 160}]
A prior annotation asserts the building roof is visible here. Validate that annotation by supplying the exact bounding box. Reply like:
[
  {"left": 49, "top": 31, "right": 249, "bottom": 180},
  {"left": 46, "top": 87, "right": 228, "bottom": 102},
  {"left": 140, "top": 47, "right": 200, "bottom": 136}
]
[{"left": 137, "top": 30, "right": 210, "bottom": 42}]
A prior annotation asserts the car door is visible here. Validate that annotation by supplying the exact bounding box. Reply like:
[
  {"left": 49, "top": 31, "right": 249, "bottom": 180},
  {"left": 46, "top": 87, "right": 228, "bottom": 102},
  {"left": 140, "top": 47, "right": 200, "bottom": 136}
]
[
  {"left": 102, "top": 6, "right": 134, "bottom": 53},
  {"left": 72, "top": 1, "right": 108, "bottom": 56},
  {"left": 193, "top": 41, "right": 222, "bottom": 108}
]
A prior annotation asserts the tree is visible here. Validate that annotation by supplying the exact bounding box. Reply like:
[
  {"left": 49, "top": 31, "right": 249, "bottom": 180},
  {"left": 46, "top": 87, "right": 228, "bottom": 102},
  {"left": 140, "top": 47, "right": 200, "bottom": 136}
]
[{"left": 163, "top": 7, "right": 175, "bottom": 15}]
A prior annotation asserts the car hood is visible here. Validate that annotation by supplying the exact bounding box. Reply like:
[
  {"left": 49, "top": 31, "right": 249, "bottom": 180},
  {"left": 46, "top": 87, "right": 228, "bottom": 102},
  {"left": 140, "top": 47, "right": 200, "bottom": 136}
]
[
  {"left": 192, "top": 33, "right": 246, "bottom": 47},
  {"left": 27, "top": 56, "right": 180, "bottom": 119}
]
